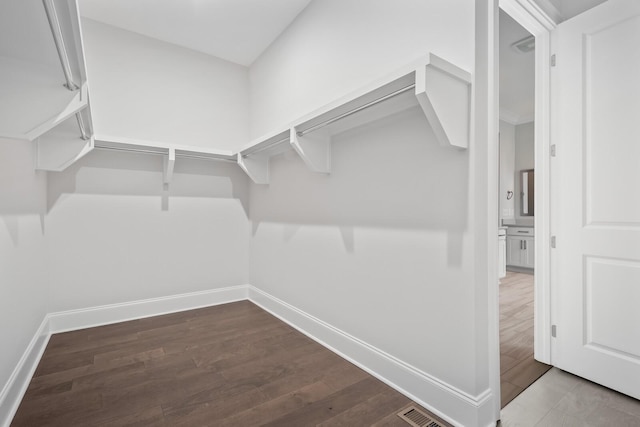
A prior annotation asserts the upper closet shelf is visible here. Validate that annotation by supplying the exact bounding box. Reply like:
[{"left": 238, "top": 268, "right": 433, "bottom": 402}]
[
  {"left": 0, "top": 0, "right": 91, "bottom": 142},
  {"left": 35, "top": 105, "right": 94, "bottom": 172},
  {"left": 238, "top": 53, "right": 472, "bottom": 184},
  {"left": 0, "top": 57, "right": 89, "bottom": 141},
  {"left": 9, "top": 3, "right": 470, "bottom": 186},
  {"left": 94, "top": 135, "right": 236, "bottom": 162},
  {"left": 237, "top": 129, "right": 291, "bottom": 185},
  {"left": 93, "top": 135, "right": 237, "bottom": 184}
]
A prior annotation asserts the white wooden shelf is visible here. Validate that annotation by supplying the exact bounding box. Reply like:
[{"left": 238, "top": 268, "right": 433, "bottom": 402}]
[
  {"left": 93, "top": 135, "right": 237, "bottom": 185},
  {"left": 94, "top": 135, "right": 236, "bottom": 161},
  {"left": 3, "top": 0, "right": 471, "bottom": 186},
  {"left": 237, "top": 129, "right": 292, "bottom": 185},
  {"left": 0, "top": 57, "right": 89, "bottom": 141},
  {"left": 0, "top": 0, "right": 100, "bottom": 174},
  {"left": 0, "top": 0, "right": 91, "bottom": 142},
  {"left": 35, "top": 106, "right": 94, "bottom": 172},
  {"left": 238, "top": 53, "right": 472, "bottom": 184}
]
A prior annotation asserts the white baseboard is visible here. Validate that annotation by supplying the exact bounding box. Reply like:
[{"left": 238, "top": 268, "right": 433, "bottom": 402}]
[
  {"left": 1, "top": 284, "right": 496, "bottom": 427},
  {"left": 247, "top": 285, "right": 494, "bottom": 427},
  {"left": 48, "top": 285, "right": 248, "bottom": 333},
  {"left": 0, "top": 317, "right": 50, "bottom": 427},
  {"left": 0, "top": 285, "right": 247, "bottom": 427}
]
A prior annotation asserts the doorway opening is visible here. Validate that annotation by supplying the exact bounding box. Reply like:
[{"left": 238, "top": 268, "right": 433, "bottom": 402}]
[{"left": 497, "top": 8, "right": 551, "bottom": 408}]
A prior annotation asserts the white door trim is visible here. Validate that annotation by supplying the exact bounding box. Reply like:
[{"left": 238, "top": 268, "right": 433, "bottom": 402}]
[{"left": 498, "top": 0, "right": 557, "bottom": 365}]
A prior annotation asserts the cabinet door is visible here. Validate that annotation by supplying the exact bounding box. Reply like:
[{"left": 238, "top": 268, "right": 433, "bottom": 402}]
[
  {"left": 499, "top": 237, "right": 507, "bottom": 278},
  {"left": 506, "top": 236, "right": 523, "bottom": 267},
  {"left": 523, "top": 237, "right": 535, "bottom": 268}
]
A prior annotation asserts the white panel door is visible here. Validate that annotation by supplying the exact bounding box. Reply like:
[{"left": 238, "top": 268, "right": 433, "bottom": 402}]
[{"left": 553, "top": 0, "right": 640, "bottom": 399}]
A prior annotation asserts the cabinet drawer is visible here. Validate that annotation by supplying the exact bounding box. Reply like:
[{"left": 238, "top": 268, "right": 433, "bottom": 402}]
[{"left": 507, "top": 227, "right": 534, "bottom": 236}]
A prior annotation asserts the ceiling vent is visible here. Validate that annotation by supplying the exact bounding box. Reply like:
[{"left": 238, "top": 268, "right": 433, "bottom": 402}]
[
  {"left": 397, "top": 406, "right": 444, "bottom": 427},
  {"left": 511, "top": 35, "right": 535, "bottom": 53}
]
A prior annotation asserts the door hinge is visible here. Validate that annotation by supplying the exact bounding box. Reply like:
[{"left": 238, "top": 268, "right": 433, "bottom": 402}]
[
  {"left": 550, "top": 144, "right": 556, "bottom": 157},
  {"left": 551, "top": 235, "right": 557, "bottom": 248},
  {"left": 551, "top": 54, "right": 557, "bottom": 66},
  {"left": 552, "top": 325, "right": 557, "bottom": 338}
]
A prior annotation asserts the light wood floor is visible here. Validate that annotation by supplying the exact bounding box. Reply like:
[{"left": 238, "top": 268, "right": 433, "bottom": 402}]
[
  {"left": 12, "top": 301, "right": 451, "bottom": 426},
  {"left": 500, "top": 271, "right": 551, "bottom": 407}
]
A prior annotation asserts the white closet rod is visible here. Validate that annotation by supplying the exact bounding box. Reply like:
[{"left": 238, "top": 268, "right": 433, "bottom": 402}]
[
  {"left": 296, "top": 84, "right": 415, "bottom": 137},
  {"left": 242, "top": 83, "right": 416, "bottom": 158},
  {"left": 43, "top": 0, "right": 90, "bottom": 142},
  {"left": 93, "top": 144, "right": 236, "bottom": 163},
  {"left": 176, "top": 153, "right": 235, "bottom": 162},
  {"left": 75, "top": 112, "right": 90, "bottom": 140},
  {"left": 243, "top": 136, "right": 290, "bottom": 158},
  {"left": 42, "top": 0, "right": 78, "bottom": 91}
]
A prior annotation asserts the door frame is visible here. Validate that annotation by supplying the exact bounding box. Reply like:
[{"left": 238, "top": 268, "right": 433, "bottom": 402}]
[
  {"left": 482, "top": 0, "right": 558, "bottom": 421},
  {"left": 497, "top": 0, "right": 556, "bottom": 373}
]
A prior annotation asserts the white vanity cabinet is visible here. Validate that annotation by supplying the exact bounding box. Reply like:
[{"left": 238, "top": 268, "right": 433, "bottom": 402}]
[{"left": 506, "top": 226, "right": 535, "bottom": 269}]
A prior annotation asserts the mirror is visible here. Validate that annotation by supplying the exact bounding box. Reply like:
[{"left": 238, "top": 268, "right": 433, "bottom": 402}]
[{"left": 521, "top": 169, "right": 534, "bottom": 216}]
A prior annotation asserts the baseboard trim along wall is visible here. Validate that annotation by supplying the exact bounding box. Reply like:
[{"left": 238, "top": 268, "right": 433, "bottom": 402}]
[
  {"left": 0, "top": 284, "right": 494, "bottom": 427},
  {"left": 0, "top": 285, "right": 247, "bottom": 427},
  {"left": 247, "top": 285, "right": 493, "bottom": 427},
  {"left": 47, "top": 286, "right": 249, "bottom": 334},
  {"left": 0, "top": 317, "right": 51, "bottom": 427}
]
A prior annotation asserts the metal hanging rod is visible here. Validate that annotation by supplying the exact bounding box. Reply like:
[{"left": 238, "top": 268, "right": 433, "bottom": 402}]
[
  {"left": 242, "top": 135, "right": 290, "bottom": 158},
  {"left": 296, "top": 83, "right": 416, "bottom": 137},
  {"left": 94, "top": 144, "right": 166, "bottom": 156},
  {"left": 43, "top": 0, "right": 91, "bottom": 141},
  {"left": 42, "top": 0, "right": 78, "bottom": 91},
  {"left": 176, "top": 152, "right": 235, "bottom": 162},
  {"left": 93, "top": 144, "right": 236, "bottom": 163},
  {"left": 75, "top": 112, "right": 90, "bottom": 140}
]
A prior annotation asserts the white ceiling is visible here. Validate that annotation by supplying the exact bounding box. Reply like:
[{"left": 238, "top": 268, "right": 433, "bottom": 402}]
[
  {"left": 79, "top": 0, "right": 608, "bottom": 118},
  {"left": 544, "top": 0, "right": 608, "bottom": 22},
  {"left": 499, "top": 0, "right": 608, "bottom": 124},
  {"left": 499, "top": 10, "right": 535, "bottom": 124},
  {"left": 78, "top": 0, "right": 312, "bottom": 66}
]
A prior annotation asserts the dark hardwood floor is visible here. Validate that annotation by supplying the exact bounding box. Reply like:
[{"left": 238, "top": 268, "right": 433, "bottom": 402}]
[
  {"left": 12, "top": 301, "right": 451, "bottom": 426},
  {"left": 500, "top": 272, "right": 551, "bottom": 407}
]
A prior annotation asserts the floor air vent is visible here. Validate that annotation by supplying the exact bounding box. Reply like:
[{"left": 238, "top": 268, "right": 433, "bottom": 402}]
[{"left": 397, "top": 406, "right": 443, "bottom": 427}]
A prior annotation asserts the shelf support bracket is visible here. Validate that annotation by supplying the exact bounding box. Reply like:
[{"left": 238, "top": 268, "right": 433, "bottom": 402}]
[
  {"left": 238, "top": 153, "right": 269, "bottom": 185},
  {"left": 163, "top": 148, "right": 175, "bottom": 185},
  {"left": 290, "top": 127, "right": 331, "bottom": 174},
  {"left": 415, "top": 55, "right": 472, "bottom": 149},
  {"left": 35, "top": 106, "right": 94, "bottom": 172}
]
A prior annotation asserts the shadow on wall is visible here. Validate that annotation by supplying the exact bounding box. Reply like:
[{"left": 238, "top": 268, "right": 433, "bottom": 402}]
[
  {"left": 0, "top": 139, "right": 47, "bottom": 245},
  {"left": 249, "top": 106, "right": 470, "bottom": 263},
  {"left": 47, "top": 149, "right": 250, "bottom": 216}
]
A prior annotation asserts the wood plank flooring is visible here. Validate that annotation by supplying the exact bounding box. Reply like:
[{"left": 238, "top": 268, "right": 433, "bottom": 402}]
[
  {"left": 11, "top": 301, "right": 451, "bottom": 426},
  {"left": 500, "top": 271, "right": 551, "bottom": 408}
]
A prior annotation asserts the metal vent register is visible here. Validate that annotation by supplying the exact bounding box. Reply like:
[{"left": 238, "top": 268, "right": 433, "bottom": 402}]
[{"left": 397, "top": 406, "right": 443, "bottom": 427}]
